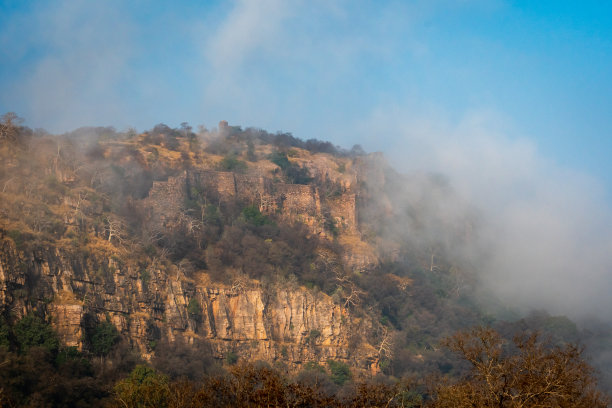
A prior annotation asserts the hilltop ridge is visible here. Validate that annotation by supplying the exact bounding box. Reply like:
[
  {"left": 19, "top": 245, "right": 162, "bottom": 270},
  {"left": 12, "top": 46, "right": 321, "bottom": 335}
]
[{"left": 0, "top": 116, "right": 610, "bottom": 406}]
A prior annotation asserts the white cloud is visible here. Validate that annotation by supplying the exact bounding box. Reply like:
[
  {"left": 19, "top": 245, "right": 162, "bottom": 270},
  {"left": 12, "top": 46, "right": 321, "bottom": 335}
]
[
  {"left": 205, "top": 0, "right": 291, "bottom": 71},
  {"left": 1, "top": 0, "right": 134, "bottom": 132}
]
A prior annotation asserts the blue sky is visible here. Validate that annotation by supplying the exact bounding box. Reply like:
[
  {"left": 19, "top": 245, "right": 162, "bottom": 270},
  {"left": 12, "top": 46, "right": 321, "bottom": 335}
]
[
  {"left": 2, "top": 0, "right": 612, "bottom": 319},
  {"left": 0, "top": 0, "right": 611, "bottom": 190}
]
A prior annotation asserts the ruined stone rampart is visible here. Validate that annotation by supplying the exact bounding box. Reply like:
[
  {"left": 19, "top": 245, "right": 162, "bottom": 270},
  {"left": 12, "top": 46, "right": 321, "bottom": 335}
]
[
  {"left": 147, "top": 170, "right": 330, "bottom": 223},
  {"left": 330, "top": 193, "right": 357, "bottom": 232},
  {"left": 147, "top": 174, "right": 186, "bottom": 224},
  {"left": 144, "top": 171, "right": 370, "bottom": 268},
  {"left": 277, "top": 184, "right": 320, "bottom": 216},
  {"left": 234, "top": 174, "right": 268, "bottom": 203},
  {"left": 191, "top": 170, "right": 237, "bottom": 201}
]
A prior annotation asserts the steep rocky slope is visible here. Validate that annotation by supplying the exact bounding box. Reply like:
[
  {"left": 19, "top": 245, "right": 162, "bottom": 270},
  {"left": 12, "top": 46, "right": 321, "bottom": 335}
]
[
  {"left": 0, "top": 122, "right": 399, "bottom": 375},
  {"left": 0, "top": 233, "right": 378, "bottom": 371}
]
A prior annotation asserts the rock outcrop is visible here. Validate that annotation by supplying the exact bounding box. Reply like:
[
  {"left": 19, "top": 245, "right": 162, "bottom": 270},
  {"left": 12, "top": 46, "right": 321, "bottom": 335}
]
[{"left": 0, "top": 233, "right": 378, "bottom": 373}]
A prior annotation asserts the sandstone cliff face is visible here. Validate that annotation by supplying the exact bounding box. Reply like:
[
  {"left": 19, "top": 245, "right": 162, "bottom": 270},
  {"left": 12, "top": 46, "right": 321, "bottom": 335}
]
[{"left": 0, "top": 234, "right": 378, "bottom": 372}]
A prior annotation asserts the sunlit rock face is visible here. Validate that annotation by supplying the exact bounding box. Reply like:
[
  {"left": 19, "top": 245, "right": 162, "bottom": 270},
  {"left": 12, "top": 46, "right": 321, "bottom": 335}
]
[{"left": 0, "top": 235, "right": 378, "bottom": 372}]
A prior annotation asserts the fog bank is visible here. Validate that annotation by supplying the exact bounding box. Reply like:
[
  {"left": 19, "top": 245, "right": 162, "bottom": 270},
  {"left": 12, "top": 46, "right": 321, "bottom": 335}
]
[{"left": 361, "top": 107, "right": 612, "bottom": 322}]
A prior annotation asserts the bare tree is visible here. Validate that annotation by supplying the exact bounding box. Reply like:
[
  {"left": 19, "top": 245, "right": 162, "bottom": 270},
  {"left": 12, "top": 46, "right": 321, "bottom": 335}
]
[
  {"left": 1, "top": 177, "right": 14, "bottom": 193},
  {"left": 334, "top": 271, "right": 365, "bottom": 310},
  {"left": 376, "top": 326, "right": 395, "bottom": 362},
  {"left": 178, "top": 209, "right": 203, "bottom": 247},
  {"left": 141, "top": 223, "right": 164, "bottom": 247},
  {"left": 230, "top": 276, "right": 248, "bottom": 294},
  {"left": 429, "top": 245, "right": 440, "bottom": 272},
  {"left": 104, "top": 215, "right": 126, "bottom": 244},
  {"left": 71, "top": 191, "right": 88, "bottom": 228},
  {"left": 431, "top": 327, "right": 609, "bottom": 408}
]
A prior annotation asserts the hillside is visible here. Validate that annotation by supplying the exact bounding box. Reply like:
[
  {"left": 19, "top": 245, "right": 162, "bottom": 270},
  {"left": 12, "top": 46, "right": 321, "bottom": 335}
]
[{"left": 0, "top": 115, "right": 610, "bottom": 406}]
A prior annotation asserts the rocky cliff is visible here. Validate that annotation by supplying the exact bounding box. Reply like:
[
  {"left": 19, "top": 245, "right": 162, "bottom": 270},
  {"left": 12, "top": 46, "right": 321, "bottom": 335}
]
[
  {"left": 0, "top": 123, "right": 402, "bottom": 373},
  {"left": 0, "top": 230, "right": 378, "bottom": 373}
]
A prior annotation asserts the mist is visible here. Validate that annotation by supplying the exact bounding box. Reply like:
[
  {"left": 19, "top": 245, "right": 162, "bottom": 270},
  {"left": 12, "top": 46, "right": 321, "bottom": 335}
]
[{"left": 359, "top": 106, "right": 612, "bottom": 323}]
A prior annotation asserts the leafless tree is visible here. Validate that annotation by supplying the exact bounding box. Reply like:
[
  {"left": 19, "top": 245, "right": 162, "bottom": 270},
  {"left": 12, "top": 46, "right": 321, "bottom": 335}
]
[
  {"left": 377, "top": 326, "right": 395, "bottom": 362},
  {"left": 431, "top": 327, "right": 609, "bottom": 408},
  {"left": 230, "top": 276, "right": 248, "bottom": 294},
  {"left": 105, "top": 215, "right": 126, "bottom": 244},
  {"left": 335, "top": 271, "right": 366, "bottom": 310},
  {"left": 178, "top": 209, "right": 203, "bottom": 248},
  {"left": 141, "top": 223, "right": 164, "bottom": 247},
  {"left": 1, "top": 177, "right": 14, "bottom": 193}
]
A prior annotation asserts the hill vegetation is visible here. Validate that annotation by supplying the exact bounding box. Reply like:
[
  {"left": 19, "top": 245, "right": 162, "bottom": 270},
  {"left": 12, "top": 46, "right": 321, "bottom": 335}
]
[{"left": 0, "top": 112, "right": 610, "bottom": 406}]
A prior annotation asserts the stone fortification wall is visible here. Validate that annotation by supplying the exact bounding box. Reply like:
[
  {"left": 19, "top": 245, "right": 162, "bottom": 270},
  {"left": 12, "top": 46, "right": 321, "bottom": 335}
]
[
  {"left": 329, "top": 193, "right": 357, "bottom": 232},
  {"left": 234, "top": 174, "right": 268, "bottom": 203},
  {"left": 147, "top": 174, "right": 187, "bottom": 225},
  {"left": 188, "top": 171, "right": 271, "bottom": 204},
  {"left": 277, "top": 184, "right": 320, "bottom": 216},
  {"left": 190, "top": 170, "right": 237, "bottom": 201},
  {"left": 148, "top": 170, "right": 326, "bottom": 221},
  {"left": 145, "top": 171, "right": 361, "bottom": 255}
]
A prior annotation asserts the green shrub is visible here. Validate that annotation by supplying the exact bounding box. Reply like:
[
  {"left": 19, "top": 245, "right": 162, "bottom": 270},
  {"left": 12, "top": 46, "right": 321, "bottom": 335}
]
[
  {"left": 0, "top": 316, "right": 10, "bottom": 349},
  {"left": 324, "top": 215, "right": 339, "bottom": 237},
  {"left": 225, "top": 351, "right": 238, "bottom": 365},
  {"left": 307, "top": 329, "right": 321, "bottom": 345},
  {"left": 14, "top": 314, "right": 59, "bottom": 354},
  {"left": 55, "top": 346, "right": 92, "bottom": 374},
  {"left": 7, "top": 229, "right": 25, "bottom": 249},
  {"left": 114, "top": 365, "right": 170, "bottom": 408},
  {"left": 327, "top": 359, "right": 351, "bottom": 385},
  {"left": 218, "top": 155, "right": 247, "bottom": 172},
  {"left": 303, "top": 361, "right": 326, "bottom": 373},
  {"left": 204, "top": 204, "right": 221, "bottom": 224},
  {"left": 246, "top": 139, "right": 257, "bottom": 161},
  {"left": 187, "top": 298, "right": 202, "bottom": 319},
  {"left": 89, "top": 320, "right": 120, "bottom": 356},
  {"left": 241, "top": 205, "right": 271, "bottom": 227},
  {"left": 140, "top": 268, "right": 151, "bottom": 285},
  {"left": 268, "top": 151, "right": 290, "bottom": 170},
  {"left": 268, "top": 150, "right": 313, "bottom": 183}
]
